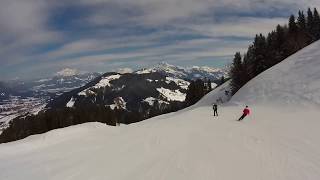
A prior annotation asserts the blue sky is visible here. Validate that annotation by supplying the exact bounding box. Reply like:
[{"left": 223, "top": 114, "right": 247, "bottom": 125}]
[{"left": 0, "top": 0, "right": 319, "bottom": 80}]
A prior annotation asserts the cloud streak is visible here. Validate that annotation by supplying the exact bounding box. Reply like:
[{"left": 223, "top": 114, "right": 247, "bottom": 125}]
[{"left": 0, "top": 0, "right": 319, "bottom": 79}]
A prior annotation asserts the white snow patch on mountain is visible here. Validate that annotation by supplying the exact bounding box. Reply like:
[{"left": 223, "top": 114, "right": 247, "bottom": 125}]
[
  {"left": 78, "top": 74, "right": 121, "bottom": 96},
  {"left": 165, "top": 77, "right": 190, "bottom": 89},
  {"left": 113, "top": 97, "right": 127, "bottom": 110},
  {"left": 135, "top": 69, "right": 155, "bottom": 74},
  {"left": 30, "top": 104, "right": 46, "bottom": 115},
  {"left": 78, "top": 89, "right": 96, "bottom": 97},
  {"left": 56, "top": 68, "right": 78, "bottom": 77},
  {"left": 93, "top": 74, "right": 121, "bottom": 89},
  {"left": 143, "top": 97, "right": 169, "bottom": 106},
  {"left": 157, "top": 87, "right": 186, "bottom": 102},
  {"left": 109, "top": 104, "right": 116, "bottom": 110},
  {"left": 108, "top": 97, "right": 127, "bottom": 110},
  {"left": 135, "top": 62, "right": 226, "bottom": 81},
  {"left": 143, "top": 97, "right": 156, "bottom": 106},
  {"left": 66, "top": 98, "right": 75, "bottom": 108}
]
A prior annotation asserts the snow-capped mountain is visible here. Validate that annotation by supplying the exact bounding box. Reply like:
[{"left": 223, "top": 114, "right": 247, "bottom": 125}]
[
  {"left": 3, "top": 71, "right": 100, "bottom": 98},
  {"left": 29, "top": 72, "right": 100, "bottom": 96},
  {"left": 47, "top": 72, "right": 190, "bottom": 120},
  {"left": 1, "top": 41, "right": 320, "bottom": 180},
  {"left": 0, "top": 63, "right": 222, "bottom": 134},
  {"left": 135, "top": 62, "right": 227, "bottom": 81},
  {"left": 0, "top": 72, "right": 100, "bottom": 130},
  {"left": 46, "top": 63, "right": 225, "bottom": 123}
]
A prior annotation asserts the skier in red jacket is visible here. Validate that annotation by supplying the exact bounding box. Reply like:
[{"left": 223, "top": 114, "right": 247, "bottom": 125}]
[{"left": 238, "top": 106, "right": 250, "bottom": 121}]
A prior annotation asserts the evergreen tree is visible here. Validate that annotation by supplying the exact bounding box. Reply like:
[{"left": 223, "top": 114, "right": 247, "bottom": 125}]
[
  {"left": 230, "top": 52, "right": 244, "bottom": 94},
  {"left": 185, "top": 81, "right": 196, "bottom": 105},
  {"left": 185, "top": 79, "right": 206, "bottom": 105},
  {"left": 207, "top": 79, "right": 212, "bottom": 91},
  {"left": 297, "top": 11, "right": 306, "bottom": 30},
  {"left": 244, "top": 45, "right": 255, "bottom": 79},
  {"left": 289, "top": 15, "right": 298, "bottom": 33},
  {"left": 219, "top": 76, "right": 225, "bottom": 85},
  {"left": 242, "top": 53, "right": 251, "bottom": 83},
  {"left": 307, "top": 8, "right": 314, "bottom": 37},
  {"left": 313, "top": 8, "right": 320, "bottom": 39},
  {"left": 252, "top": 34, "right": 267, "bottom": 75},
  {"left": 229, "top": 7, "right": 319, "bottom": 100}
]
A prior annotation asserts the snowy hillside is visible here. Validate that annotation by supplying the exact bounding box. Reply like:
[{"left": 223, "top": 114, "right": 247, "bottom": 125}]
[
  {"left": 1, "top": 41, "right": 320, "bottom": 180},
  {"left": 230, "top": 40, "right": 320, "bottom": 107}
]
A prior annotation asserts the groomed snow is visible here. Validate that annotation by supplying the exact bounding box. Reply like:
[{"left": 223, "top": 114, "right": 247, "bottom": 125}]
[
  {"left": 230, "top": 41, "right": 320, "bottom": 107},
  {"left": 1, "top": 41, "right": 320, "bottom": 180},
  {"left": 0, "top": 106, "right": 319, "bottom": 180}
]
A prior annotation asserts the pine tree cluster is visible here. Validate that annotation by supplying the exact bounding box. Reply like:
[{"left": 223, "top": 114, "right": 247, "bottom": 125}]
[
  {"left": 230, "top": 8, "right": 320, "bottom": 94},
  {"left": 185, "top": 79, "right": 213, "bottom": 106}
]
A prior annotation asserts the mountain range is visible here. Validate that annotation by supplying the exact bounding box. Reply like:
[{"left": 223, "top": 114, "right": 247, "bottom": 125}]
[{"left": 0, "top": 63, "right": 226, "bottom": 133}]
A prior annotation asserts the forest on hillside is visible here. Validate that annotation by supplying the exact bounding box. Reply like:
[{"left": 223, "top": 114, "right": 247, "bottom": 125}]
[{"left": 230, "top": 8, "right": 320, "bottom": 94}]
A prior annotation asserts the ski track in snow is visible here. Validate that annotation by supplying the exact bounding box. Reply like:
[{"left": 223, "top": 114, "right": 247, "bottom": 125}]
[{"left": 0, "top": 106, "right": 320, "bottom": 180}]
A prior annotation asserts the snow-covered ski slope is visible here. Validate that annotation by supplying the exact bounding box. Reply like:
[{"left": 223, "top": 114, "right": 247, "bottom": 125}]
[
  {"left": 1, "top": 41, "right": 320, "bottom": 180},
  {"left": 231, "top": 40, "right": 320, "bottom": 107}
]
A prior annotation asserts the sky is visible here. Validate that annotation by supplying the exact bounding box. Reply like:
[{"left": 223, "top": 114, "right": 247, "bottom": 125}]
[{"left": 0, "top": 0, "right": 319, "bottom": 80}]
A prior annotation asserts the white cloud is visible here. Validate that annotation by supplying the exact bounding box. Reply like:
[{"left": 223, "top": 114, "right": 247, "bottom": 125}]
[
  {"left": 56, "top": 68, "right": 79, "bottom": 77},
  {"left": 117, "top": 68, "right": 133, "bottom": 74},
  {"left": 184, "top": 17, "right": 289, "bottom": 38},
  {"left": 0, "top": 0, "right": 62, "bottom": 65},
  {"left": 1, "top": 0, "right": 320, "bottom": 79}
]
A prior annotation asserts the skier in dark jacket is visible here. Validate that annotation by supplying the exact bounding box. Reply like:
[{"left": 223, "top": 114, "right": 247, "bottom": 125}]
[
  {"left": 238, "top": 106, "right": 250, "bottom": 121},
  {"left": 213, "top": 103, "right": 218, "bottom": 116}
]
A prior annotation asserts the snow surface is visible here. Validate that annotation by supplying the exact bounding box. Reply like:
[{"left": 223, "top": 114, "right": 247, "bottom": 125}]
[
  {"left": 78, "top": 74, "right": 120, "bottom": 96},
  {"left": 135, "top": 68, "right": 155, "bottom": 74},
  {"left": 143, "top": 97, "right": 170, "bottom": 106},
  {"left": 66, "top": 98, "right": 75, "bottom": 108},
  {"left": 156, "top": 87, "right": 186, "bottom": 102},
  {"left": 230, "top": 41, "right": 320, "bottom": 107},
  {"left": 1, "top": 41, "right": 320, "bottom": 180},
  {"left": 92, "top": 74, "right": 121, "bottom": 89},
  {"left": 165, "top": 77, "right": 190, "bottom": 89}
]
